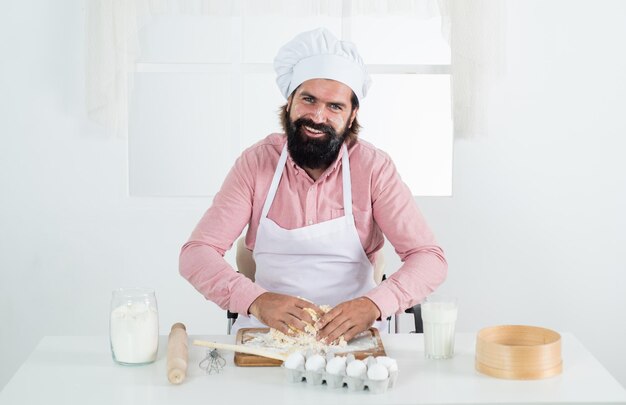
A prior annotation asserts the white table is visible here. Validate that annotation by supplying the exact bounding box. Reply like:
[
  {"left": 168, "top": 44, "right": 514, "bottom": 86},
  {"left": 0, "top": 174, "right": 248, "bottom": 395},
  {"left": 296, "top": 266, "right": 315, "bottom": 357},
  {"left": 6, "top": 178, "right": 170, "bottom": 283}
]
[{"left": 1, "top": 333, "right": 625, "bottom": 405}]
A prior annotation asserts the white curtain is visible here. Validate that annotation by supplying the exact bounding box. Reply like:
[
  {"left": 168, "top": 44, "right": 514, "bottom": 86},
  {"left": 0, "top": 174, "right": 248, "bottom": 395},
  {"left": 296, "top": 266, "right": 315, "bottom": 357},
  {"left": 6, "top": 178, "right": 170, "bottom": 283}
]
[
  {"left": 439, "top": 0, "right": 507, "bottom": 139},
  {"left": 86, "top": 0, "right": 138, "bottom": 138},
  {"left": 86, "top": 0, "right": 230, "bottom": 138},
  {"left": 86, "top": 0, "right": 506, "bottom": 139}
]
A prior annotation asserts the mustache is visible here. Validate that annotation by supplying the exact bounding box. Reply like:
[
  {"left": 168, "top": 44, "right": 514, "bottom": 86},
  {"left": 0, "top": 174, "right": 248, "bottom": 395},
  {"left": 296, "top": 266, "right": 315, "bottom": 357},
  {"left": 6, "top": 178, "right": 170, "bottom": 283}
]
[{"left": 293, "top": 118, "right": 336, "bottom": 138}]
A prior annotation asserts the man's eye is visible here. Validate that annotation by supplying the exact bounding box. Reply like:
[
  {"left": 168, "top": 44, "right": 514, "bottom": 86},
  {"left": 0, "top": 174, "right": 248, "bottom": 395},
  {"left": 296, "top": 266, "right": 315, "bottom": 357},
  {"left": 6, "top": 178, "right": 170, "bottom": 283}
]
[
  {"left": 303, "top": 96, "right": 314, "bottom": 103},
  {"left": 329, "top": 104, "right": 342, "bottom": 111}
]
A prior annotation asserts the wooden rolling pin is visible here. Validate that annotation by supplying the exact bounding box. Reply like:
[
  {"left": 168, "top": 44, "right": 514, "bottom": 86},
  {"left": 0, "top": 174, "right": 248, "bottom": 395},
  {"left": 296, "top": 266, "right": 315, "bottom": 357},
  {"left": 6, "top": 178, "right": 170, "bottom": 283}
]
[
  {"left": 167, "top": 323, "right": 188, "bottom": 384},
  {"left": 192, "top": 339, "right": 288, "bottom": 362}
]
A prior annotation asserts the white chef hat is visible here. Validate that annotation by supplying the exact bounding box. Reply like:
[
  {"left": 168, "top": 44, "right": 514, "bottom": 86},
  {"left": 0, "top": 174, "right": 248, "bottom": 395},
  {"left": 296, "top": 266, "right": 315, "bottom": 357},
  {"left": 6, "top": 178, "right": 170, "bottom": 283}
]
[{"left": 274, "top": 28, "right": 372, "bottom": 102}]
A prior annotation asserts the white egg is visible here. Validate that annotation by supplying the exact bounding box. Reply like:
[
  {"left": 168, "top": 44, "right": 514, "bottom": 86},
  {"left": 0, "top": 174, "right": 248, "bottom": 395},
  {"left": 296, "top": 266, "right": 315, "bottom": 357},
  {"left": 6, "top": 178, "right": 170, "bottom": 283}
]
[
  {"left": 376, "top": 356, "right": 398, "bottom": 372},
  {"left": 284, "top": 352, "right": 305, "bottom": 370},
  {"left": 325, "top": 356, "right": 347, "bottom": 375},
  {"left": 346, "top": 359, "right": 367, "bottom": 377},
  {"left": 367, "top": 363, "right": 389, "bottom": 380},
  {"left": 305, "top": 354, "right": 326, "bottom": 371}
]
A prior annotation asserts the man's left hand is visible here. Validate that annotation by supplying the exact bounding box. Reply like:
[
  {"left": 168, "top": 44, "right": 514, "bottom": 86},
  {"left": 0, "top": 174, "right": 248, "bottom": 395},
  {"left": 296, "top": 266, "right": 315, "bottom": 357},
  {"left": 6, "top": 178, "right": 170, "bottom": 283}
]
[{"left": 315, "top": 297, "right": 381, "bottom": 343}]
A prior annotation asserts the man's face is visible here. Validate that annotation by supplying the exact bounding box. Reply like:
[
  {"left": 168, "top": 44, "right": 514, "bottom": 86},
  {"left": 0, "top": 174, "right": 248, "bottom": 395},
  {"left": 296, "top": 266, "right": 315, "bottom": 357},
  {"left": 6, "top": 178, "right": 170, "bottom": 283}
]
[{"left": 285, "top": 79, "right": 358, "bottom": 170}]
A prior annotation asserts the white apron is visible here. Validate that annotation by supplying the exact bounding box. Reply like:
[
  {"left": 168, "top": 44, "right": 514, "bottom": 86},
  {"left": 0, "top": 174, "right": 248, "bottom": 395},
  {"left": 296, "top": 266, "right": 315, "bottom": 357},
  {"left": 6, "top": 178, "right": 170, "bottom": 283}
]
[{"left": 233, "top": 143, "right": 385, "bottom": 333}]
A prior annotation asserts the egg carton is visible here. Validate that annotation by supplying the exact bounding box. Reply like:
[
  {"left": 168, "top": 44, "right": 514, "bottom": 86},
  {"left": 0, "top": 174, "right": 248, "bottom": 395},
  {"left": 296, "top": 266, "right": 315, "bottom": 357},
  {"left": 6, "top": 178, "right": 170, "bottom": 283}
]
[{"left": 283, "top": 352, "right": 398, "bottom": 394}]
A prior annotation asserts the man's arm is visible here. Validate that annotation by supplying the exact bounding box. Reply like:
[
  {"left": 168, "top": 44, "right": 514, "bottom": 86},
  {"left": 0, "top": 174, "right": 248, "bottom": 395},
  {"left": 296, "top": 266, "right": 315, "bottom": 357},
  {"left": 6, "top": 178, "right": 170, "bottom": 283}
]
[
  {"left": 364, "top": 156, "right": 448, "bottom": 318},
  {"left": 317, "top": 154, "right": 447, "bottom": 342},
  {"left": 179, "top": 152, "right": 266, "bottom": 315},
  {"left": 179, "top": 145, "right": 322, "bottom": 332}
]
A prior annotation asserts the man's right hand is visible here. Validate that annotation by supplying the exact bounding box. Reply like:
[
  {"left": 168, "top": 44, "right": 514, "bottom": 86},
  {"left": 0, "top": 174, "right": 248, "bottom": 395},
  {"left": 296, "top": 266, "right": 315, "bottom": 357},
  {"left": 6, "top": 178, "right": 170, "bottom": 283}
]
[{"left": 248, "top": 292, "right": 321, "bottom": 335}]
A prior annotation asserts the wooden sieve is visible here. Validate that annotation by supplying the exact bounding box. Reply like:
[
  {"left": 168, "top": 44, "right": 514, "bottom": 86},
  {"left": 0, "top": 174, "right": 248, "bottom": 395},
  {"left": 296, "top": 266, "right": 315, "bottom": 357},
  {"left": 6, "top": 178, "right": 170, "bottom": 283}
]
[{"left": 475, "top": 325, "right": 562, "bottom": 380}]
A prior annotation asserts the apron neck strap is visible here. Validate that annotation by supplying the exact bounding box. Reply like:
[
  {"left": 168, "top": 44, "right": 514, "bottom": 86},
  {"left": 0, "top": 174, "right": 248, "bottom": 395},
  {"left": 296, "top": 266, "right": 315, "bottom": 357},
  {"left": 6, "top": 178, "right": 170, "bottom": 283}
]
[
  {"left": 341, "top": 144, "right": 352, "bottom": 216},
  {"left": 261, "top": 143, "right": 352, "bottom": 219},
  {"left": 261, "top": 144, "right": 289, "bottom": 219}
]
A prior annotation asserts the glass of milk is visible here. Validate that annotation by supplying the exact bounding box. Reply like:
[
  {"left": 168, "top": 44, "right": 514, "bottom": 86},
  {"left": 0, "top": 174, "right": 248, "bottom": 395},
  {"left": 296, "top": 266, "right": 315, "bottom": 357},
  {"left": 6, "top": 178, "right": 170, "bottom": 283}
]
[
  {"left": 109, "top": 288, "right": 159, "bottom": 365},
  {"left": 421, "top": 294, "right": 458, "bottom": 359}
]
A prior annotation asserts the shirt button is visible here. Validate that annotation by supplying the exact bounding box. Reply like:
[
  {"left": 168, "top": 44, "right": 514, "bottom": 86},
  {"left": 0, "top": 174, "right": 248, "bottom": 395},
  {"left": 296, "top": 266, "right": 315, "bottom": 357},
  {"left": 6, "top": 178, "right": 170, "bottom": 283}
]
[{"left": 308, "top": 220, "right": 313, "bottom": 225}]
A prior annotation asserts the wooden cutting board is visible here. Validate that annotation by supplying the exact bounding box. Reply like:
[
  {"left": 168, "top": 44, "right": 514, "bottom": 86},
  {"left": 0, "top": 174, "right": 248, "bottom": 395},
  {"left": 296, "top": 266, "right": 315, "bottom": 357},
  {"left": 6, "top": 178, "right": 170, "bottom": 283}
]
[{"left": 234, "top": 327, "right": 386, "bottom": 367}]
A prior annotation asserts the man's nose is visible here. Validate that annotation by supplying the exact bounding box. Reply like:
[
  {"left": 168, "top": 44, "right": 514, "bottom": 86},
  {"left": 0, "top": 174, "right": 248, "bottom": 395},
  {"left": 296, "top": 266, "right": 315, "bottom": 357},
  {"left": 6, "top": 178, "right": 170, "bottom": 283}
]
[{"left": 310, "top": 105, "right": 327, "bottom": 123}]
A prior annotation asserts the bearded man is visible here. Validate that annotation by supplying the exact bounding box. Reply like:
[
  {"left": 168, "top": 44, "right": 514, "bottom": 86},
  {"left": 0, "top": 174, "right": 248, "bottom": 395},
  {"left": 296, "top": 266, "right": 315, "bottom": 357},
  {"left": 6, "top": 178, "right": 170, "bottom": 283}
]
[{"left": 179, "top": 28, "right": 447, "bottom": 343}]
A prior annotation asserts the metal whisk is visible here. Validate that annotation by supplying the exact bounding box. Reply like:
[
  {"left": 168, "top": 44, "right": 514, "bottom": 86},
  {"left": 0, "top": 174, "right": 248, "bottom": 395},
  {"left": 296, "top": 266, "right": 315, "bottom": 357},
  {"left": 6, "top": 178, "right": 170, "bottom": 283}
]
[{"left": 199, "top": 349, "right": 226, "bottom": 374}]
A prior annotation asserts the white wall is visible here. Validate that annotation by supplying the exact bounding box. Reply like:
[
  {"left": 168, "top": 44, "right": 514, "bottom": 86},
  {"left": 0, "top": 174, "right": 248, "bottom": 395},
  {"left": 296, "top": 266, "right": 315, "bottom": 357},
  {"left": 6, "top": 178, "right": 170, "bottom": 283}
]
[{"left": 1, "top": 0, "right": 625, "bottom": 391}]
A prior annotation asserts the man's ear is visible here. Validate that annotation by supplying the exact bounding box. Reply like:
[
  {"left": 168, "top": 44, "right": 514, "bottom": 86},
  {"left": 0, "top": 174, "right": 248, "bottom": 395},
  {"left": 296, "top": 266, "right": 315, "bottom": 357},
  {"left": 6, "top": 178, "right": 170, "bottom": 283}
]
[
  {"left": 348, "top": 107, "right": 358, "bottom": 128},
  {"left": 286, "top": 95, "right": 293, "bottom": 112}
]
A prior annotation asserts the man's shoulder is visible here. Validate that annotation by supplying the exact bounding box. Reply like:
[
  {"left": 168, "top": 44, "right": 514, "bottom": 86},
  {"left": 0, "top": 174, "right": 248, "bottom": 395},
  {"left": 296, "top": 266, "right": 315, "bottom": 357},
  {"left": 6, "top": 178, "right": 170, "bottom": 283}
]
[
  {"left": 349, "top": 137, "right": 393, "bottom": 166},
  {"left": 241, "top": 133, "right": 286, "bottom": 159}
]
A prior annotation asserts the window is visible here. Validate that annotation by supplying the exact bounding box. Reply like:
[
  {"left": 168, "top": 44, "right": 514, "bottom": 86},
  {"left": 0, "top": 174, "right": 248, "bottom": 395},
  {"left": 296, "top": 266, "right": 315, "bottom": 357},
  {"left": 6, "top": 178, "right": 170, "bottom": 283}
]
[{"left": 129, "top": 0, "right": 452, "bottom": 197}]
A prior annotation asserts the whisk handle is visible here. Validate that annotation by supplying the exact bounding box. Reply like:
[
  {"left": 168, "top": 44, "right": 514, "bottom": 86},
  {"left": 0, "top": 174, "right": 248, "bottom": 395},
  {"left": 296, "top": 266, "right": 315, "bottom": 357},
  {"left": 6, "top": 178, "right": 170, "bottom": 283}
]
[{"left": 192, "top": 340, "right": 287, "bottom": 362}]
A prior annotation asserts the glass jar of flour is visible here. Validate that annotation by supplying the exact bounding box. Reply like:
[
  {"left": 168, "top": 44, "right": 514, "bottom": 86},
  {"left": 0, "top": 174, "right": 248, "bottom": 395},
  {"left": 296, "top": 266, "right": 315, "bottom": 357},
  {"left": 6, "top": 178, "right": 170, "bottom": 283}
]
[{"left": 110, "top": 288, "right": 159, "bottom": 365}]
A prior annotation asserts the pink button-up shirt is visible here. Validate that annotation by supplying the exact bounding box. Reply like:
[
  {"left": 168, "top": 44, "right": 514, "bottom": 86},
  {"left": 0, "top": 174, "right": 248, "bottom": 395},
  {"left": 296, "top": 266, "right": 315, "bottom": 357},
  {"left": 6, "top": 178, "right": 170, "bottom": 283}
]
[{"left": 179, "top": 134, "right": 447, "bottom": 319}]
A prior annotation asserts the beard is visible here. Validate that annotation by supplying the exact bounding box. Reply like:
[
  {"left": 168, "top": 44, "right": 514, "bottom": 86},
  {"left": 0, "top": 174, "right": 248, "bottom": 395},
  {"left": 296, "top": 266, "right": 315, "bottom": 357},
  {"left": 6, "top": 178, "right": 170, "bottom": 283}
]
[{"left": 285, "top": 116, "right": 349, "bottom": 170}]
